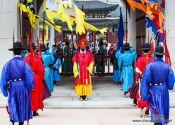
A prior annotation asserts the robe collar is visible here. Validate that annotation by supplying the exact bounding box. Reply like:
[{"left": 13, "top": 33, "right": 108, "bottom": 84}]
[
  {"left": 14, "top": 55, "right": 21, "bottom": 58},
  {"left": 155, "top": 58, "right": 163, "bottom": 62},
  {"left": 124, "top": 51, "right": 130, "bottom": 54}
]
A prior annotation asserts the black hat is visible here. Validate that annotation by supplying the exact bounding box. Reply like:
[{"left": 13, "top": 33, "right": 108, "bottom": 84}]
[
  {"left": 52, "top": 44, "right": 57, "bottom": 47},
  {"left": 24, "top": 43, "right": 36, "bottom": 50},
  {"left": 140, "top": 43, "right": 151, "bottom": 51},
  {"left": 123, "top": 43, "right": 131, "bottom": 49},
  {"left": 154, "top": 45, "right": 165, "bottom": 55},
  {"left": 8, "top": 42, "right": 23, "bottom": 51},
  {"left": 40, "top": 44, "right": 46, "bottom": 51}
]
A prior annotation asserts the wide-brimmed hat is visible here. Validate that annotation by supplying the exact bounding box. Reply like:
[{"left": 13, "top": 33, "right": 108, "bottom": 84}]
[
  {"left": 8, "top": 42, "right": 23, "bottom": 51},
  {"left": 77, "top": 38, "right": 89, "bottom": 48},
  {"left": 52, "top": 44, "right": 57, "bottom": 47},
  {"left": 140, "top": 43, "right": 151, "bottom": 51},
  {"left": 24, "top": 43, "right": 36, "bottom": 50},
  {"left": 154, "top": 45, "right": 165, "bottom": 55},
  {"left": 123, "top": 43, "right": 131, "bottom": 49}
]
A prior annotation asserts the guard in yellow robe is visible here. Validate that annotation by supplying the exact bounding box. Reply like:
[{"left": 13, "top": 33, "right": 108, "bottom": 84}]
[{"left": 72, "top": 38, "right": 94, "bottom": 101}]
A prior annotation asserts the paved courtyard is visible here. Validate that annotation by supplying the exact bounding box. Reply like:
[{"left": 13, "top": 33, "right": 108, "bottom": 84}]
[
  {"left": 0, "top": 108, "right": 175, "bottom": 125},
  {"left": 0, "top": 76, "right": 175, "bottom": 125},
  {"left": 0, "top": 76, "right": 175, "bottom": 108}
]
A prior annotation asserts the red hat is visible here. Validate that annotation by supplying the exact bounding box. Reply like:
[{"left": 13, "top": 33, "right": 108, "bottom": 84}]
[{"left": 77, "top": 38, "right": 89, "bottom": 48}]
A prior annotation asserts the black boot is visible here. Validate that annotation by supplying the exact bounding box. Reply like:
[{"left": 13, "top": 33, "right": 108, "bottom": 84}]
[
  {"left": 82, "top": 96, "right": 85, "bottom": 100},
  {"left": 79, "top": 96, "right": 83, "bottom": 101},
  {"left": 154, "top": 123, "right": 162, "bottom": 125},
  {"left": 19, "top": 122, "right": 24, "bottom": 125},
  {"left": 33, "top": 111, "right": 39, "bottom": 116},
  {"left": 54, "top": 81, "right": 57, "bottom": 86},
  {"left": 82, "top": 96, "right": 87, "bottom": 101},
  {"left": 145, "top": 110, "right": 149, "bottom": 115},
  {"left": 133, "top": 99, "right": 137, "bottom": 106},
  {"left": 11, "top": 120, "right": 14, "bottom": 125}
]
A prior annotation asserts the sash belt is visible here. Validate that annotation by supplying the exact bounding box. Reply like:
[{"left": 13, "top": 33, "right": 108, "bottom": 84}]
[
  {"left": 150, "top": 82, "right": 166, "bottom": 86},
  {"left": 123, "top": 65, "right": 132, "bottom": 67},
  {"left": 8, "top": 78, "right": 23, "bottom": 83}
]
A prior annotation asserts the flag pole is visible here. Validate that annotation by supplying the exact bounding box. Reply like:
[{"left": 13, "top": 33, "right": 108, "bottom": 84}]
[
  {"left": 13, "top": 27, "right": 15, "bottom": 44},
  {"left": 43, "top": 0, "right": 46, "bottom": 45},
  {"left": 125, "top": 4, "right": 128, "bottom": 43},
  {"left": 148, "top": 30, "right": 150, "bottom": 43},
  {"left": 18, "top": 1, "right": 22, "bottom": 41}
]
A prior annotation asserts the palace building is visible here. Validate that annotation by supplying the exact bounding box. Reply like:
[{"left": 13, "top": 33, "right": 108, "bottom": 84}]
[{"left": 54, "top": 0, "right": 121, "bottom": 44}]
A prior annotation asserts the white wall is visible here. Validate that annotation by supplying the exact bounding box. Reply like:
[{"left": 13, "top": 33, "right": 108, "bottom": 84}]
[
  {"left": 128, "top": 9, "right": 136, "bottom": 49},
  {"left": 165, "top": 0, "right": 175, "bottom": 71},
  {"left": 0, "top": 0, "right": 18, "bottom": 73}
]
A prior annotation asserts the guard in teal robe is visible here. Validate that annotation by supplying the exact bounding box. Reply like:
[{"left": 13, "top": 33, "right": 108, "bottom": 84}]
[
  {"left": 40, "top": 44, "right": 54, "bottom": 93},
  {"left": 118, "top": 43, "right": 137, "bottom": 95}
]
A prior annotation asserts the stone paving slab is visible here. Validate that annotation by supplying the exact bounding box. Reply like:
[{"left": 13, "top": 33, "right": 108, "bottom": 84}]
[{"left": 0, "top": 108, "right": 175, "bottom": 125}]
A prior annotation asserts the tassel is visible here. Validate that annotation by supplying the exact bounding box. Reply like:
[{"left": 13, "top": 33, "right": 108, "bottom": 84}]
[{"left": 6, "top": 105, "right": 11, "bottom": 114}]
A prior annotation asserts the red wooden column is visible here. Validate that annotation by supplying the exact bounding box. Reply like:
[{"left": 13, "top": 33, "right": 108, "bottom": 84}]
[
  {"left": 61, "top": 30, "right": 64, "bottom": 43},
  {"left": 107, "top": 30, "right": 110, "bottom": 43}
]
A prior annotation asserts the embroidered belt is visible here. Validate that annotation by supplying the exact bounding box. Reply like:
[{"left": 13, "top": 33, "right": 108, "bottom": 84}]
[
  {"left": 150, "top": 82, "right": 166, "bottom": 86},
  {"left": 8, "top": 78, "right": 23, "bottom": 83},
  {"left": 123, "top": 65, "right": 132, "bottom": 67}
]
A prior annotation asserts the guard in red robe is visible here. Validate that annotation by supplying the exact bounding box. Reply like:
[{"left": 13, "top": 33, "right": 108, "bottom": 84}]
[
  {"left": 24, "top": 44, "right": 44, "bottom": 116},
  {"left": 130, "top": 43, "right": 154, "bottom": 115},
  {"left": 72, "top": 38, "right": 94, "bottom": 101}
]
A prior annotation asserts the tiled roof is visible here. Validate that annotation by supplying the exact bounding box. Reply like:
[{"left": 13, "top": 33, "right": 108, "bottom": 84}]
[{"left": 74, "top": 0, "right": 118, "bottom": 11}]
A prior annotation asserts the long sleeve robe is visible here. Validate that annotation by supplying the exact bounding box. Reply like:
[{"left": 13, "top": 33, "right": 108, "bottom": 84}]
[
  {"left": 42, "top": 52, "right": 54, "bottom": 92},
  {"left": 118, "top": 49, "right": 137, "bottom": 93},
  {"left": 141, "top": 59, "right": 175, "bottom": 124},
  {"left": 72, "top": 50, "right": 94, "bottom": 96},
  {"left": 1, "top": 56, "right": 34, "bottom": 123},
  {"left": 24, "top": 54, "right": 45, "bottom": 112}
]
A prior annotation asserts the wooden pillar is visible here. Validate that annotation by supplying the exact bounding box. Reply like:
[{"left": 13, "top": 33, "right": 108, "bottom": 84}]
[
  {"left": 62, "top": 30, "right": 64, "bottom": 43},
  {"left": 107, "top": 30, "right": 110, "bottom": 43}
]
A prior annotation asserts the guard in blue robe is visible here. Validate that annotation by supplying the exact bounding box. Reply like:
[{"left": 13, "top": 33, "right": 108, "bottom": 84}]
[
  {"left": 0, "top": 42, "right": 34, "bottom": 125},
  {"left": 141, "top": 45, "right": 175, "bottom": 125},
  {"left": 40, "top": 44, "right": 54, "bottom": 93},
  {"left": 118, "top": 43, "right": 137, "bottom": 95},
  {"left": 53, "top": 57, "right": 62, "bottom": 84}
]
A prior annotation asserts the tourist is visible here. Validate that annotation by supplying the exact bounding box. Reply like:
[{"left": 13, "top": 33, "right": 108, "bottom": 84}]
[
  {"left": 108, "top": 44, "right": 115, "bottom": 65},
  {"left": 62, "top": 41, "right": 73, "bottom": 73},
  {"left": 96, "top": 40, "right": 105, "bottom": 73}
]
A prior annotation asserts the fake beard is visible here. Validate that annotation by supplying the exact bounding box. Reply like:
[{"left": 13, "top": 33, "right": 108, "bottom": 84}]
[{"left": 81, "top": 48, "right": 85, "bottom": 51}]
